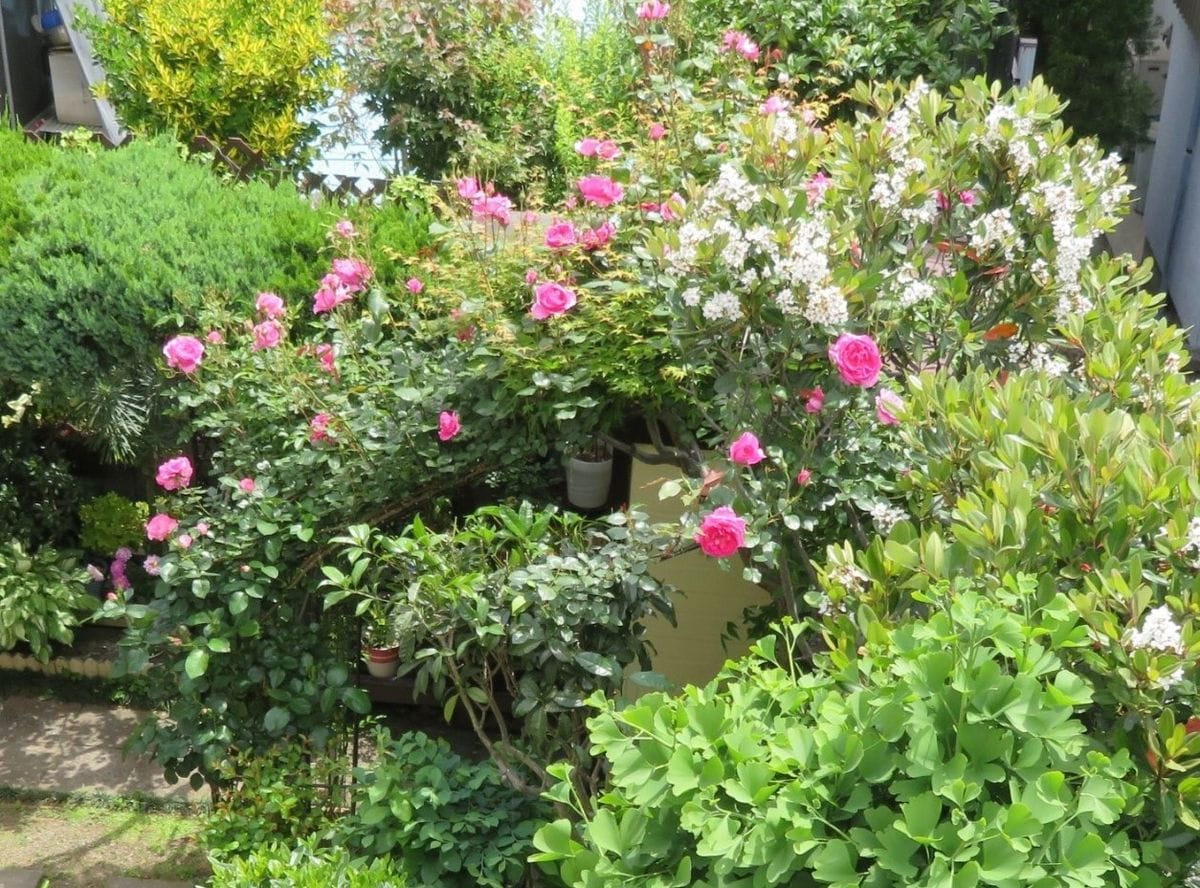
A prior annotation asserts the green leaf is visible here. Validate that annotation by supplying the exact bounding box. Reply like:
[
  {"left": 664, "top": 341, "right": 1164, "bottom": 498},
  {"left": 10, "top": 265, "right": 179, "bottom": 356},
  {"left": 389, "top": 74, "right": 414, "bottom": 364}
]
[
  {"left": 184, "top": 648, "right": 209, "bottom": 679},
  {"left": 206, "top": 637, "right": 231, "bottom": 653},
  {"left": 263, "top": 706, "right": 290, "bottom": 733}
]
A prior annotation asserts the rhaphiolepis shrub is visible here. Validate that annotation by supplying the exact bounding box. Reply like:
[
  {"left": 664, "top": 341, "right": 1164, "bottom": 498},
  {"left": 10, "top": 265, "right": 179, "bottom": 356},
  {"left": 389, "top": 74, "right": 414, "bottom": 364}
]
[{"left": 534, "top": 579, "right": 1186, "bottom": 886}]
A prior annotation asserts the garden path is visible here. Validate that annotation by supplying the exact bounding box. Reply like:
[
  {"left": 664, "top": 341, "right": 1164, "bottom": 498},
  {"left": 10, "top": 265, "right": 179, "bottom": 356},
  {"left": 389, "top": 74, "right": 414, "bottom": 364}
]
[{"left": 0, "top": 696, "right": 200, "bottom": 801}]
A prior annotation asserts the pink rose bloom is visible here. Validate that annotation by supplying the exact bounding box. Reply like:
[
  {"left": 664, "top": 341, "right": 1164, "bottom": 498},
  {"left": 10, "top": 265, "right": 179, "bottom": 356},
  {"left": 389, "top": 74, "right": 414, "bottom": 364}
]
[
  {"left": 648, "top": 122, "right": 667, "bottom": 141},
  {"left": 155, "top": 455, "right": 194, "bottom": 491},
  {"left": 522, "top": 210, "right": 538, "bottom": 225},
  {"left": 796, "top": 468, "right": 813, "bottom": 486},
  {"left": 544, "top": 220, "right": 578, "bottom": 250},
  {"left": 334, "top": 219, "right": 356, "bottom": 239},
  {"left": 661, "top": 192, "right": 685, "bottom": 222},
  {"left": 695, "top": 506, "right": 747, "bottom": 558},
  {"left": 143, "top": 555, "right": 161, "bottom": 577},
  {"left": 407, "top": 277, "right": 425, "bottom": 294},
  {"left": 313, "top": 277, "right": 352, "bottom": 314},
  {"left": 163, "top": 335, "right": 205, "bottom": 374},
  {"left": 800, "top": 387, "right": 825, "bottom": 413},
  {"left": 525, "top": 268, "right": 539, "bottom": 284},
  {"left": 530, "top": 282, "right": 579, "bottom": 320},
  {"left": 316, "top": 343, "right": 337, "bottom": 375},
  {"left": 255, "top": 292, "right": 285, "bottom": 319},
  {"left": 176, "top": 534, "right": 193, "bottom": 550},
  {"left": 238, "top": 477, "right": 256, "bottom": 493},
  {"left": 252, "top": 319, "right": 283, "bottom": 351},
  {"left": 637, "top": 0, "right": 670, "bottom": 19},
  {"left": 105, "top": 591, "right": 117, "bottom": 602},
  {"left": 575, "top": 137, "right": 600, "bottom": 157},
  {"left": 581, "top": 222, "right": 615, "bottom": 251},
  {"left": 875, "top": 389, "right": 904, "bottom": 426},
  {"left": 729, "top": 431, "right": 766, "bottom": 466},
  {"left": 829, "top": 333, "right": 883, "bottom": 387},
  {"left": 196, "top": 522, "right": 210, "bottom": 536},
  {"left": 722, "top": 30, "right": 760, "bottom": 60},
  {"left": 577, "top": 175, "right": 624, "bottom": 207},
  {"left": 332, "top": 258, "right": 372, "bottom": 292},
  {"left": 310, "top": 413, "right": 333, "bottom": 444},
  {"left": 959, "top": 189, "right": 977, "bottom": 207},
  {"left": 457, "top": 177, "right": 481, "bottom": 201},
  {"left": 806, "top": 172, "right": 831, "bottom": 207},
  {"left": 596, "top": 140, "right": 620, "bottom": 160},
  {"left": 472, "top": 193, "right": 513, "bottom": 226},
  {"left": 438, "top": 410, "right": 462, "bottom": 442},
  {"left": 205, "top": 330, "right": 224, "bottom": 345},
  {"left": 760, "top": 95, "right": 789, "bottom": 115},
  {"left": 145, "top": 513, "right": 179, "bottom": 542},
  {"left": 935, "top": 190, "right": 951, "bottom": 213}
]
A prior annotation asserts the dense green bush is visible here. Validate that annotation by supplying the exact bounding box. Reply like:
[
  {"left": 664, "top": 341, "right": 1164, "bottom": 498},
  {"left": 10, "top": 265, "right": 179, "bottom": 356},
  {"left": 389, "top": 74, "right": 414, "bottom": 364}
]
[
  {"left": 210, "top": 836, "right": 405, "bottom": 888},
  {"left": 79, "top": 493, "right": 150, "bottom": 556},
  {"left": 339, "top": 730, "right": 547, "bottom": 888},
  {"left": 0, "top": 128, "right": 51, "bottom": 265},
  {"left": 0, "top": 423, "right": 86, "bottom": 549},
  {"left": 0, "top": 541, "right": 94, "bottom": 661},
  {"left": 0, "top": 137, "right": 326, "bottom": 386},
  {"left": 535, "top": 580, "right": 1172, "bottom": 886},
  {"left": 1015, "top": 0, "right": 1157, "bottom": 149}
]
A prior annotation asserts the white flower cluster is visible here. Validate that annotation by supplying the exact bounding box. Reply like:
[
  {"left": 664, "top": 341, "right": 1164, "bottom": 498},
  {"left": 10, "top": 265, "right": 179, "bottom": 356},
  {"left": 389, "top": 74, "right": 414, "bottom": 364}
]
[
  {"left": 827, "top": 563, "right": 869, "bottom": 594},
  {"left": 1028, "top": 343, "right": 1070, "bottom": 378},
  {"left": 893, "top": 267, "right": 936, "bottom": 309},
  {"left": 1030, "top": 181, "right": 1096, "bottom": 321},
  {"left": 869, "top": 502, "right": 907, "bottom": 534},
  {"left": 977, "top": 104, "right": 1041, "bottom": 176},
  {"left": 804, "top": 286, "right": 849, "bottom": 327},
  {"left": 1185, "top": 862, "right": 1200, "bottom": 888},
  {"left": 815, "top": 593, "right": 847, "bottom": 617},
  {"left": 870, "top": 156, "right": 925, "bottom": 211},
  {"left": 706, "top": 163, "right": 760, "bottom": 213},
  {"left": 1079, "top": 145, "right": 1134, "bottom": 218},
  {"left": 970, "top": 208, "right": 1018, "bottom": 259},
  {"left": 1129, "top": 605, "right": 1184, "bottom": 655},
  {"left": 702, "top": 291, "right": 742, "bottom": 323}
]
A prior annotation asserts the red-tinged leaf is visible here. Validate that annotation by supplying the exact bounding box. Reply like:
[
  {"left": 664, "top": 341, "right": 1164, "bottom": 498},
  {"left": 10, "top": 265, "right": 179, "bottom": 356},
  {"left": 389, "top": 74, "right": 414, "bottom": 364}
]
[
  {"left": 700, "top": 469, "right": 725, "bottom": 499},
  {"left": 984, "top": 323, "right": 1019, "bottom": 341},
  {"left": 982, "top": 264, "right": 1010, "bottom": 278}
]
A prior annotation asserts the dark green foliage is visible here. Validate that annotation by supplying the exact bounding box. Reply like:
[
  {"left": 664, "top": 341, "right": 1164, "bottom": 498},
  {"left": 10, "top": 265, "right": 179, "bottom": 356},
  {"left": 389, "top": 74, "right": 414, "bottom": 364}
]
[
  {"left": 0, "top": 423, "right": 86, "bottom": 549},
  {"left": 1016, "top": 0, "right": 1157, "bottom": 149},
  {"left": 339, "top": 730, "right": 547, "bottom": 888},
  {"left": 0, "top": 127, "right": 52, "bottom": 265},
  {"left": 0, "top": 138, "right": 327, "bottom": 392},
  {"left": 0, "top": 541, "right": 95, "bottom": 662}
]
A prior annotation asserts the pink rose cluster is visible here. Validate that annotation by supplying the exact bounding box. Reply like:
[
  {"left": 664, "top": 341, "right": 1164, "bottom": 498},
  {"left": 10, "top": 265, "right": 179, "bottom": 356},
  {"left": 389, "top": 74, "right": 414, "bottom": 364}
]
[
  {"left": 457, "top": 178, "right": 514, "bottom": 226},
  {"left": 575, "top": 137, "right": 621, "bottom": 160},
  {"left": 577, "top": 175, "right": 624, "bottom": 208},
  {"left": 544, "top": 220, "right": 616, "bottom": 252},
  {"left": 313, "top": 258, "right": 373, "bottom": 314},
  {"left": 695, "top": 506, "right": 746, "bottom": 558},
  {"left": 310, "top": 412, "right": 334, "bottom": 444},
  {"left": 722, "top": 30, "right": 760, "bottom": 61},
  {"left": 163, "top": 335, "right": 205, "bottom": 374},
  {"left": 636, "top": 0, "right": 670, "bottom": 19},
  {"left": 530, "top": 281, "right": 578, "bottom": 320},
  {"left": 155, "top": 455, "right": 194, "bottom": 491},
  {"left": 316, "top": 343, "right": 337, "bottom": 376}
]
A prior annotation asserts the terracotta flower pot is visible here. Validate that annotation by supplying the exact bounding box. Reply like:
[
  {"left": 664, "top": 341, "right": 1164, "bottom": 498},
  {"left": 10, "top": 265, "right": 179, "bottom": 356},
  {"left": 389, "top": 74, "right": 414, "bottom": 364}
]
[{"left": 364, "top": 645, "right": 400, "bottom": 679}]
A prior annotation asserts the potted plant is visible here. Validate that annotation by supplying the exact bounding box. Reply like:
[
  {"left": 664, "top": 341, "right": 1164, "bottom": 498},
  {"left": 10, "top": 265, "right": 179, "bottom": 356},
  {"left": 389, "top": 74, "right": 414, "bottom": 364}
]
[
  {"left": 362, "top": 603, "right": 401, "bottom": 679},
  {"left": 566, "top": 436, "right": 613, "bottom": 511}
]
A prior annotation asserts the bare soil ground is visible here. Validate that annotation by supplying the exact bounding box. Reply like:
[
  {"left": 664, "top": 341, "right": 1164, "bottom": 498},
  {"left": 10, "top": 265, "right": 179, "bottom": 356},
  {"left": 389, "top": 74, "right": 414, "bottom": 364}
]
[{"left": 0, "top": 800, "right": 210, "bottom": 887}]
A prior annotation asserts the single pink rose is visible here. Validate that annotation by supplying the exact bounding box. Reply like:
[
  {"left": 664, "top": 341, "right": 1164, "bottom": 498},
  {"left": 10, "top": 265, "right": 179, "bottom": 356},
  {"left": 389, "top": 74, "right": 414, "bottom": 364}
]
[
  {"left": 722, "top": 30, "right": 759, "bottom": 60},
  {"left": 205, "top": 330, "right": 224, "bottom": 345},
  {"left": 544, "top": 220, "right": 578, "bottom": 250},
  {"left": 959, "top": 189, "right": 977, "bottom": 207},
  {"left": 661, "top": 192, "right": 685, "bottom": 222},
  {"left": 407, "top": 277, "right": 425, "bottom": 294},
  {"left": 256, "top": 292, "right": 285, "bottom": 319},
  {"left": 935, "top": 190, "right": 951, "bottom": 213},
  {"left": 760, "top": 95, "right": 789, "bottom": 115},
  {"left": 334, "top": 219, "right": 356, "bottom": 239},
  {"left": 806, "top": 172, "right": 831, "bottom": 207},
  {"left": 252, "top": 319, "right": 283, "bottom": 351},
  {"left": 577, "top": 175, "right": 624, "bottom": 207},
  {"left": 729, "top": 431, "right": 766, "bottom": 466},
  {"left": 145, "top": 513, "right": 179, "bottom": 542},
  {"left": 800, "top": 387, "right": 825, "bottom": 414},
  {"left": 580, "top": 221, "right": 615, "bottom": 251},
  {"left": 637, "top": 0, "right": 670, "bottom": 19},
  {"left": 155, "top": 455, "right": 194, "bottom": 491},
  {"left": 472, "top": 193, "right": 513, "bottom": 226},
  {"left": 875, "top": 389, "right": 904, "bottom": 426},
  {"left": 316, "top": 343, "right": 337, "bottom": 375},
  {"left": 332, "top": 258, "right": 372, "bottom": 292},
  {"left": 828, "top": 333, "right": 883, "bottom": 387},
  {"left": 196, "top": 522, "right": 210, "bottom": 536},
  {"left": 525, "top": 268, "right": 539, "bottom": 284},
  {"left": 695, "top": 506, "right": 747, "bottom": 558},
  {"left": 648, "top": 122, "right": 667, "bottom": 140},
  {"left": 438, "top": 410, "right": 461, "bottom": 442},
  {"left": 163, "top": 336, "right": 205, "bottom": 374},
  {"left": 313, "top": 278, "right": 351, "bottom": 314},
  {"left": 796, "top": 468, "right": 813, "bottom": 486},
  {"left": 310, "top": 412, "right": 333, "bottom": 444},
  {"left": 530, "top": 282, "right": 579, "bottom": 320},
  {"left": 457, "top": 177, "right": 481, "bottom": 201},
  {"left": 575, "top": 137, "right": 600, "bottom": 157},
  {"left": 596, "top": 140, "right": 620, "bottom": 160},
  {"left": 105, "top": 591, "right": 118, "bottom": 601},
  {"left": 176, "top": 534, "right": 193, "bottom": 550},
  {"left": 238, "top": 477, "right": 256, "bottom": 493}
]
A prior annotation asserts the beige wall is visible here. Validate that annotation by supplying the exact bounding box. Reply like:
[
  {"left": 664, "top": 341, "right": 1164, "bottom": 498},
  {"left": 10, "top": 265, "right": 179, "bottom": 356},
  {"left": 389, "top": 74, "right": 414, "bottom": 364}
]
[{"left": 627, "top": 460, "right": 772, "bottom": 694}]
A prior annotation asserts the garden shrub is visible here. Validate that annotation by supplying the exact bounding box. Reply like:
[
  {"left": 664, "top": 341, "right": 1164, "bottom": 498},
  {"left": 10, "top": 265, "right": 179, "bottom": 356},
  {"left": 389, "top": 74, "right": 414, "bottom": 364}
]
[
  {"left": 339, "top": 730, "right": 547, "bottom": 888},
  {"left": 81, "top": 0, "right": 338, "bottom": 163},
  {"left": 209, "top": 836, "right": 405, "bottom": 888},
  {"left": 0, "top": 541, "right": 94, "bottom": 662},
  {"left": 79, "top": 493, "right": 150, "bottom": 557},
  {"left": 0, "top": 137, "right": 327, "bottom": 456},
  {"left": 0, "top": 127, "right": 51, "bottom": 265},
  {"left": 534, "top": 579, "right": 1175, "bottom": 886},
  {"left": 0, "top": 422, "right": 86, "bottom": 549}
]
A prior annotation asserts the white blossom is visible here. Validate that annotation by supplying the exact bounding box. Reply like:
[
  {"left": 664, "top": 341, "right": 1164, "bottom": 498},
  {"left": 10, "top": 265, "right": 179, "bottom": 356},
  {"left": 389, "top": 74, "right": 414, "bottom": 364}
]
[
  {"left": 869, "top": 502, "right": 907, "bottom": 534},
  {"left": 804, "top": 286, "right": 849, "bottom": 327},
  {"left": 1128, "top": 605, "right": 1184, "bottom": 655},
  {"left": 702, "top": 291, "right": 742, "bottom": 323}
]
